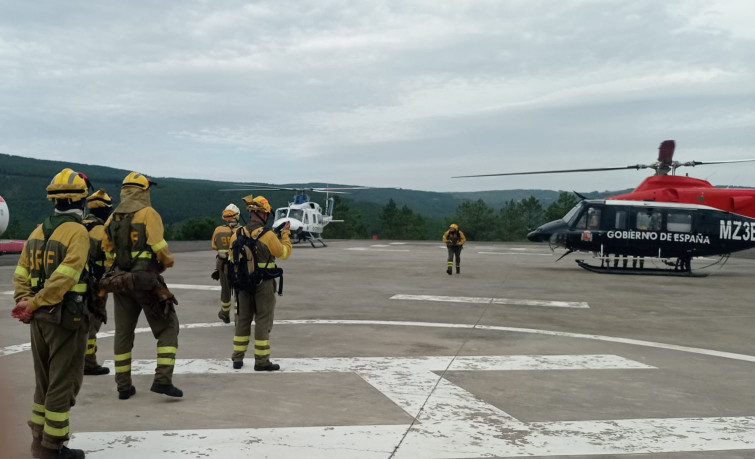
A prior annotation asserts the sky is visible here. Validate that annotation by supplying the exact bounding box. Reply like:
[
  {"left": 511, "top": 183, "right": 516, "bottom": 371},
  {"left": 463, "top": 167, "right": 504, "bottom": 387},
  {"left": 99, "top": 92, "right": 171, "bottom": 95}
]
[{"left": 1, "top": 0, "right": 754, "bottom": 193}]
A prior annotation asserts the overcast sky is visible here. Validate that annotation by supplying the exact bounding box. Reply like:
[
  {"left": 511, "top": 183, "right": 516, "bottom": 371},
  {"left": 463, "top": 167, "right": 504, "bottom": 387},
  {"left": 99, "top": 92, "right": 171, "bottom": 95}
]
[{"left": 1, "top": 0, "right": 754, "bottom": 193}]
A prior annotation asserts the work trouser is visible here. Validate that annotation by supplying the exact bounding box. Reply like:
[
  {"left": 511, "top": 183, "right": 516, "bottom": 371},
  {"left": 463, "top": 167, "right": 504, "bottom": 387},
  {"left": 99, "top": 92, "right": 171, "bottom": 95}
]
[
  {"left": 232, "top": 279, "right": 276, "bottom": 364},
  {"left": 84, "top": 294, "right": 108, "bottom": 370},
  {"left": 447, "top": 245, "right": 462, "bottom": 268},
  {"left": 29, "top": 313, "right": 88, "bottom": 450},
  {"left": 219, "top": 262, "right": 232, "bottom": 316},
  {"left": 113, "top": 290, "right": 179, "bottom": 391}
]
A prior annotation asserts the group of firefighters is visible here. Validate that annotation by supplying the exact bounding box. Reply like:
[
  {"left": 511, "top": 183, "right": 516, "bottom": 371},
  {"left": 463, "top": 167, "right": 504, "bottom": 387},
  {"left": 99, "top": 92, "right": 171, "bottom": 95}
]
[
  {"left": 10, "top": 167, "right": 463, "bottom": 458},
  {"left": 10, "top": 168, "right": 292, "bottom": 459}
]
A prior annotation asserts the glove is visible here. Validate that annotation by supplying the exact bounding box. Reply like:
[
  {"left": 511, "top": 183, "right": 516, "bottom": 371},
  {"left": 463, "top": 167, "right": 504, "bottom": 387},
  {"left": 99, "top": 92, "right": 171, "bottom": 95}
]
[
  {"left": 153, "top": 284, "right": 178, "bottom": 318},
  {"left": 211, "top": 270, "right": 220, "bottom": 281},
  {"left": 89, "top": 289, "right": 108, "bottom": 324},
  {"left": 11, "top": 300, "right": 33, "bottom": 323}
]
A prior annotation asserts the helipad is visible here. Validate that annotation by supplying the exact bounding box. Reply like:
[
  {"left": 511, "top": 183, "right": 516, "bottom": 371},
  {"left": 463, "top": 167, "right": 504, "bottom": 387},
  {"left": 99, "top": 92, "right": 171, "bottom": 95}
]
[{"left": 2, "top": 240, "right": 755, "bottom": 458}]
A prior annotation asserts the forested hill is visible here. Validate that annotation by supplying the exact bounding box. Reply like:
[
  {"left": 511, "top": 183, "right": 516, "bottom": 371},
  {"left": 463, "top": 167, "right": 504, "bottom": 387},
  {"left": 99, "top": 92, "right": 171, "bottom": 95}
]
[{"left": 0, "top": 153, "right": 628, "bottom": 239}]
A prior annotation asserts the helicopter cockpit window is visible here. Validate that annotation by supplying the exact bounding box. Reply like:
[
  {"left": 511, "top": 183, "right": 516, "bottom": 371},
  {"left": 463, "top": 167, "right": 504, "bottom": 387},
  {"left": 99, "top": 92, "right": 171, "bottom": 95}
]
[
  {"left": 289, "top": 209, "right": 304, "bottom": 222},
  {"left": 666, "top": 212, "right": 692, "bottom": 233},
  {"left": 636, "top": 211, "right": 662, "bottom": 231},
  {"left": 275, "top": 208, "right": 288, "bottom": 221},
  {"left": 562, "top": 203, "right": 583, "bottom": 226}
]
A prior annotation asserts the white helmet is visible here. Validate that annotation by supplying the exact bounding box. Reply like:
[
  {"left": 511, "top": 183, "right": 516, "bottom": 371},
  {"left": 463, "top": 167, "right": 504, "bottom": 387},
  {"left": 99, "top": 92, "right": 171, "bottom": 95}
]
[{"left": 222, "top": 203, "right": 240, "bottom": 220}]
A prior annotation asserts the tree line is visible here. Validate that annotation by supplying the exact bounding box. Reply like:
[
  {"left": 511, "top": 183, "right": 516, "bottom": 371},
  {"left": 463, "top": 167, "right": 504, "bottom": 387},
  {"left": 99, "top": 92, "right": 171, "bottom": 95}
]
[{"left": 4, "top": 192, "right": 579, "bottom": 242}]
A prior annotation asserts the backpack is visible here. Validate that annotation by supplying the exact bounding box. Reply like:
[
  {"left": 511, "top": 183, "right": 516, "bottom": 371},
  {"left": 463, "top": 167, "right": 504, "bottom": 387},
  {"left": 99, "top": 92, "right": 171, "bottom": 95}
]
[
  {"left": 229, "top": 227, "right": 284, "bottom": 294},
  {"left": 105, "top": 212, "right": 140, "bottom": 271}
]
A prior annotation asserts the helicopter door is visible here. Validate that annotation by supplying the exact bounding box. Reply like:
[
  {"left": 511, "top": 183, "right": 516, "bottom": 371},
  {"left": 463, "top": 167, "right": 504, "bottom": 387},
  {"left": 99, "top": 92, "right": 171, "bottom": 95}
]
[{"left": 635, "top": 210, "right": 662, "bottom": 231}]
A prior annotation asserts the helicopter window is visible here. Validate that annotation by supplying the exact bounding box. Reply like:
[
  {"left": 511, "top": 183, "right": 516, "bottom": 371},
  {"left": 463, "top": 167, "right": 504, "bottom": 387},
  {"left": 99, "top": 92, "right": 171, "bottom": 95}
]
[
  {"left": 636, "top": 211, "right": 662, "bottom": 231},
  {"left": 562, "top": 203, "right": 583, "bottom": 226},
  {"left": 289, "top": 209, "right": 304, "bottom": 221},
  {"left": 304, "top": 213, "right": 309, "bottom": 224},
  {"left": 614, "top": 210, "right": 628, "bottom": 230},
  {"left": 667, "top": 212, "right": 692, "bottom": 232},
  {"left": 586, "top": 208, "right": 601, "bottom": 230},
  {"left": 275, "top": 208, "right": 288, "bottom": 221}
]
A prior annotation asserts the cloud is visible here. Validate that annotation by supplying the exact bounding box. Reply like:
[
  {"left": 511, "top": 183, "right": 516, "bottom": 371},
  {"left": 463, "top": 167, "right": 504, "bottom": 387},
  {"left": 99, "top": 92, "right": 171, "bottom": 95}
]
[{"left": 0, "top": 0, "right": 753, "bottom": 193}]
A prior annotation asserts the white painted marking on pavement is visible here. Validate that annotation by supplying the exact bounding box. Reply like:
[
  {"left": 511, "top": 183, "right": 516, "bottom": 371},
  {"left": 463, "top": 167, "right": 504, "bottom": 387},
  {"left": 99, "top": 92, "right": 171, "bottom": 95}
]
[
  {"left": 167, "top": 283, "right": 221, "bottom": 291},
  {"left": 75, "top": 355, "right": 755, "bottom": 458},
  {"left": 479, "top": 251, "right": 553, "bottom": 256},
  {"left": 391, "top": 294, "right": 589, "bottom": 309},
  {"left": 105, "top": 354, "right": 651, "bottom": 376},
  {"left": 1, "top": 290, "right": 13, "bottom": 295},
  {"left": 4, "top": 319, "right": 755, "bottom": 363},
  {"left": 344, "top": 248, "right": 410, "bottom": 252}
]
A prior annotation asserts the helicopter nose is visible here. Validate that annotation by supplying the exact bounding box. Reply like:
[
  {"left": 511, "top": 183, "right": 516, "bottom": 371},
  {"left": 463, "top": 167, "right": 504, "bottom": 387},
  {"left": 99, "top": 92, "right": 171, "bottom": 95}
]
[{"left": 527, "top": 228, "right": 548, "bottom": 242}]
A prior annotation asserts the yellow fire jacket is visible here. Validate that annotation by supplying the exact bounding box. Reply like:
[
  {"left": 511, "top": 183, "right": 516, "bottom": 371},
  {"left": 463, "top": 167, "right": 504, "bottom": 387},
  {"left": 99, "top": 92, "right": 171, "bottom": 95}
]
[
  {"left": 13, "top": 221, "right": 90, "bottom": 311},
  {"left": 101, "top": 207, "right": 174, "bottom": 270},
  {"left": 442, "top": 230, "right": 466, "bottom": 246},
  {"left": 211, "top": 224, "right": 234, "bottom": 258}
]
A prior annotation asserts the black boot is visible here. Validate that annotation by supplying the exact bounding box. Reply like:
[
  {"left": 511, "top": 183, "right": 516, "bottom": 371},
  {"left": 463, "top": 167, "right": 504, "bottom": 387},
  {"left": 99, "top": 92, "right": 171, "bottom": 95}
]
[
  {"left": 233, "top": 360, "right": 243, "bottom": 369},
  {"left": 254, "top": 361, "right": 280, "bottom": 372},
  {"left": 39, "top": 445, "right": 85, "bottom": 459},
  {"left": 218, "top": 310, "right": 230, "bottom": 324},
  {"left": 150, "top": 382, "right": 184, "bottom": 397},
  {"left": 456, "top": 267, "right": 460, "bottom": 274},
  {"left": 446, "top": 267, "right": 452, "bottom": 275},
  {"left": 118, "top": 385, "right": 136, "bottom": 400},
  {"left": 84, "top": 365, "right": 110, "bottom": 376}
]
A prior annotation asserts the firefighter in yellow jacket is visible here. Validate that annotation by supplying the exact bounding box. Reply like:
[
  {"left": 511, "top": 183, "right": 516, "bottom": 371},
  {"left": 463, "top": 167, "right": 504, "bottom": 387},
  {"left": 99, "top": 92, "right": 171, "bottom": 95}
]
[
  {"left": 442, "top": 223, "right": 466, "bottom": 275},
  {"left": 12, "top": 168, "right": 90, "bottom": 459},
  {"left": 211, "top": 204, "right": 240, "bottom": 323},
  {"left": 82, "top": 189, "right": 113, "bottom": 376},
  {"left": 229, "top": 195, "right": 291, "bottom": 371},
  {"left": 101, "top": 172, "right": 182, "bottom": 399}
]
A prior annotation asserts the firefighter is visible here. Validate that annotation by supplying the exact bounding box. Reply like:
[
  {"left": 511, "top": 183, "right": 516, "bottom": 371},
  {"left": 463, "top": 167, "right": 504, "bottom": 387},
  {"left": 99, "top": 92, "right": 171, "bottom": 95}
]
[
  {"left": 12, "top": 168, "right": 91, "bottom": 459},
  {"left": 211, "top": 204, "right": 240, "bottom": 323},
  {"left": 82, "top": 189, "right": 113, "bottom": 376},
  {"left": 101, "top": 172, "right": 182, "bottom": 399},
  {"left": 229, "top": 195, "right": 291, "bottom": 371},
  {"left": 442, "top": 223, "right": 466, "bottom": 274}
]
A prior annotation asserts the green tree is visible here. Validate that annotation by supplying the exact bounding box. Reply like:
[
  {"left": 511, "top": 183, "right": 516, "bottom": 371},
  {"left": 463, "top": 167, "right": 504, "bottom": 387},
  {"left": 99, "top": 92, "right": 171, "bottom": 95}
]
[
  {"left": 3, "top": 219, "right": 24, "bottom": 239},
  {"left": 545, "top": 192, "right": 579, "bottom": 222},
  {"left": 177, "top": 217, "right": 216, "bottom": 241},
  {"left": 498, "top": 196, "right": 545, "bottom": 241},
  {"left": 451, "top": 199, "right": 496, "bottom": 241},
  {"left": 324, "top": 196, "right": 368, "bottom": 239}
]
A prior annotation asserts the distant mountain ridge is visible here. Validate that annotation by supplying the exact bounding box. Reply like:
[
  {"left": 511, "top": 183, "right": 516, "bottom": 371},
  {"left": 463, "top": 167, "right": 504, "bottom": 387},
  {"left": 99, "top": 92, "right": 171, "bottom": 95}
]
[{"left": 0, "top": 153, "right": 629, "bottom": 235}]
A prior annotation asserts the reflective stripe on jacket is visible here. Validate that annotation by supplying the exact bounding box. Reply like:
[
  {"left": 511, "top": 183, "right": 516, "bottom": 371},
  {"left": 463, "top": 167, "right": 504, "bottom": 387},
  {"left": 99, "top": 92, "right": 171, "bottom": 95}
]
[{"left": 13, "top": 221, "right": 89, "bottom": 311}]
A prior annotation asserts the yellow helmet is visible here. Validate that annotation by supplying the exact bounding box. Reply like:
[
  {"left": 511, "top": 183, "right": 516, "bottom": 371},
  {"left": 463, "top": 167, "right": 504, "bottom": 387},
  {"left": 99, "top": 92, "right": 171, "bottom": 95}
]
[
  {"left": 122, "top": 171, "right": 154, "bottom": 190},
  {"left": 449, "top": 223, "right": 459, "bottom": 230},
  {"left": 86, "top": 189, "right": 113, "bottom": 209},
  {"left": 222, "top": 203, "right": 240, "bottom": 220},
  {"left": 46, "top": 168, "right": 89, "bottom": 201},
  {"left": 242, "top": 194, "right": 272, "bottom": 213}
]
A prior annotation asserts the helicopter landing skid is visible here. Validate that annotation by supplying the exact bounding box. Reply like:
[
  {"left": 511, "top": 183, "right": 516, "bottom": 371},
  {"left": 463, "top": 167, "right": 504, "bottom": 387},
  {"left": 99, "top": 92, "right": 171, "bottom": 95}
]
[
  {"left": 574, "top": 259, "right": 709, "bottom": 277},
  {"left": 309, "top": 238, "right": 327, "bottom": 248}
]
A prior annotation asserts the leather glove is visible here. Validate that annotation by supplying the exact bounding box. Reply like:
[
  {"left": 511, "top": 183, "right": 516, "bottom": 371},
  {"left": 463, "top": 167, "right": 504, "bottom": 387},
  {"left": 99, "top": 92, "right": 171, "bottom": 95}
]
[
  {"left": 89, "top": 289, "right": 108, "bottom": 324},
  {"left": 211, "top": 270, "right": 220, "bottom": 281},
  {"left": 154, "top": 284, "right": 178, "bottom": 318},
  {"left": 11, "top": 300, "right": 33, "bottom": 323}
]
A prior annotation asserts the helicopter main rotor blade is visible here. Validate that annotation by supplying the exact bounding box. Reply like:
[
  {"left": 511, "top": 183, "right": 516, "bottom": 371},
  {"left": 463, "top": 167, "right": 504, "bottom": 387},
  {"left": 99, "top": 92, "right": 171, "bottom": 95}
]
[
  {"left": 682, "top": 159, "right": 755, "bottom": 167},
  {"left": 452, "top": 164, "right": 653, "bottom": 178}
]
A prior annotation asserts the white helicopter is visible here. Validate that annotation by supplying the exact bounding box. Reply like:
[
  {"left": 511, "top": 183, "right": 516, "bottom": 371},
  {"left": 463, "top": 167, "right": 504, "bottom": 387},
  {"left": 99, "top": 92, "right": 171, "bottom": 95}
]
[{"left": 221, "top": 185, "right": 367, "bottom": 247}]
